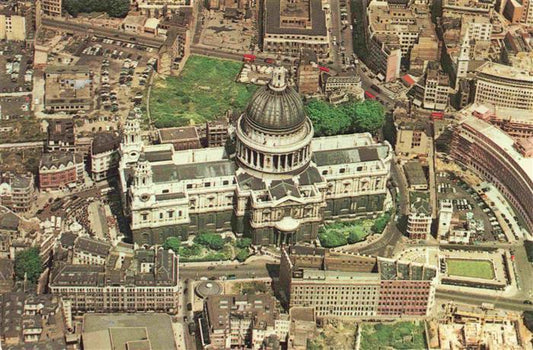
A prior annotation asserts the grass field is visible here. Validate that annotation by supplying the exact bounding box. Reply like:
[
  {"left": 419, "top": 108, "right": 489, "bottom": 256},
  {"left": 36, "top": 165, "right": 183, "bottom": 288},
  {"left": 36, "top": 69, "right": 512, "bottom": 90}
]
[
  {"left": 446, "top": 259, "right": 495, "bottom": 280},
  {"left": 360, "top": 321, "right": 427, "bottom": 350},
  {"left": 149, "top": 55, "right": 257, "bottom": 128}
]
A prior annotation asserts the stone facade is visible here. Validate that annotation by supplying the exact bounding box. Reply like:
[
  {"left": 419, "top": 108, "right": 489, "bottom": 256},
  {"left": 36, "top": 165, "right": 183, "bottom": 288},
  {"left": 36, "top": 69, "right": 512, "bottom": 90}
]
[{"left": 120, "top": 67, "right": 392, "bottom": 246}]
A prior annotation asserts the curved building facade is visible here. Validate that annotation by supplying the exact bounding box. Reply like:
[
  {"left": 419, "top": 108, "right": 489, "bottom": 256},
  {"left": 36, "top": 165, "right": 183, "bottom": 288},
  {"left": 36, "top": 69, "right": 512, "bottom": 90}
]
[
  {"left": 450, "top": 115, "right": 533, "bottom": 236},
  {"left": 120, "top": 67, "right": 393, "bottom": 246},
  {"left": 474, "top": 62, "right": 533, "bottom": 111}
]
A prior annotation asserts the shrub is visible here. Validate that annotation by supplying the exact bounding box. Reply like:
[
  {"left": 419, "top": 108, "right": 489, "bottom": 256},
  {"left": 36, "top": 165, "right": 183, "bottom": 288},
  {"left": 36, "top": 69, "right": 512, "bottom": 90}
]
[{"left": 318, "top": 230, "right": 347, "bottom": 248}]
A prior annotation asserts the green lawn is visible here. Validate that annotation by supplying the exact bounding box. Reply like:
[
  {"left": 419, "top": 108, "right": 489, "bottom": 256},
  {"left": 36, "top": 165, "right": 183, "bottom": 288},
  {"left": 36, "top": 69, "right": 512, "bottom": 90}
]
[
  {"left": 318, "top": 213, "right": 391, "bottom": 248},
  {"left": 149, "top": 55, "right": 257, "bottom": 128},
  {"left": 446, "top": 259, "right": 495, "bottom": 280},
  {"left": 360, "top": 322, "right": 427, "bottom": 350}
]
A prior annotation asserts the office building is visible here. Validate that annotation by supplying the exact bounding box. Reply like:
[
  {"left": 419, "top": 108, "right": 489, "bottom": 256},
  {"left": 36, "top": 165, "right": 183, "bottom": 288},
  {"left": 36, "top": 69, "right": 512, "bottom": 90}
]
[
  {"left": 44, "top": 66, "right": 94, "bottom": 113},
  {"left": 200, "top": 294, "right": 289, "bottom": 349},
  {"left": 407, "top": 199, "right": 432, "bottom": 240},
  {"left": 49, "top": 248, "right": 180, "bottom": 313},
  {"left": 0, "top": 172, "right": 35, "bottom": 213},
  {"left": 474, "top": 62, "right": 533, "bottom": 111},
  {"left": 450, "top": 112, "right": 533, "bottom": 235},
  {"left": 262, "top": 0, "right": 329, "bottom": 58},
  {"left": 280, "top": 246, "right": 437, "bottom": 318},
  {"left": 91, "top": 132, "right": 121, "bottom": 181}
]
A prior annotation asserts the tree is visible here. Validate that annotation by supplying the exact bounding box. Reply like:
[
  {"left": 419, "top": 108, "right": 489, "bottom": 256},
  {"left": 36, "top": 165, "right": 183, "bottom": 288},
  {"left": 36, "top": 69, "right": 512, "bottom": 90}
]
[
  {"left": 371, "top": 212, "right": 391, "bottom": 233},
  {"left": 235, "top": 249, "right": 250, "bottom": 262},
  {"left": 318, "top": 230, "right": 347, "bottom": 248},
  {"left": 524, "top": 311, "right": 533, "bottom": 332},
  {"left": 163, "top": 237, "right": 181, "bottom": 253},
  {"left": 14, "top": 247, "right": 43, "bottom": 284},
  {"left": 353, "top": 100, "right": 385, "bottom": 133},
  {"left": 63, "top": 0, "right": 130, "bottom": 18},
  {"left": 236, "top": 238, "right": 252, "bottom": 249},
  {"left": 305, "top": 99, "right": 354, "bottom": 136},
  {"left": 194, "top": 233, "right": 225, "bottom": 250},
  {"left": 107, "top": 0, "right": 130, "bottom": 18},
  {"left": 347, "top": 226, "right": 366, "bottom": 244}
]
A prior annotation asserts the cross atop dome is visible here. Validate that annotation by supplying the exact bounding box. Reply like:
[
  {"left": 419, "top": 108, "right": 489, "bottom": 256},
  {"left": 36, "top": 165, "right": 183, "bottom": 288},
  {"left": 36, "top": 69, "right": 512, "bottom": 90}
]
[{"left": 269, "top": 65, "right": 288, "bottom": 91}]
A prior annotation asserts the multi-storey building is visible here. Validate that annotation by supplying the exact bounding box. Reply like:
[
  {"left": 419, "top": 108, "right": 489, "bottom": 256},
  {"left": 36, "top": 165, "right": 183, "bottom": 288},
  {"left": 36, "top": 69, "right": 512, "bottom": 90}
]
[
  {"left": 324, "top": 75, "right": 363, "bottom": 99},
  {"left": 49, "top": 248, "right": 179, "bottom": 313},
  {"left": 41, "top": 0, "right": 62, "bottom": 17},
  {"left": 38, "top": 152, "right": 84, "bottom": 191},
  {"left": 46, "top": 119, "right": 75, "bottom": 151},
  {"left": 72, "top": 236, "right": 112, "bottom": 265},
  {"left": 262, "top": 0, "right": 329, "bottom": 58},
  {"left": 365, "top": 0, "right": 436, "bottom": 81},
  {"left": 474, "top": 62, "right": 533, "bottom": 111},
  {"left": 280, "top": 246, "right": 437, "bottom": 318},
  {"left": 158, "top": 126, "right": 201, "bottom": 151},
  {"left": 367, "top": 34, "right": 402, "bottom": 82},
  {"left": 200, "top": 294, "right": 289, "bottom": 350},
  {"left": 394, "top": 120, "right": 431, "bottom": 159},
  {"left": 450, "top": 113, "right": 533, "bottom": 236},
  {"left": 120, "top": 67, "right": 392, "bottom": 246},
  {"left": 0, "top": 172, "right": 35, "bottom": 213},
  {"left": 297, "top": 50, "right": 320, "bottom": 95},
  {"left": 442, "top": 0, "right": 495, "bottom": 15},
  {"left": 44, "top": 66, "right": 94, "bottom": 113},
  {"left": 437, "top": 199, "right": 453, "bottom": 239},
  {"left": 206, "top": 120, "right": 229, "bottom": 148},
  {"left": 407, "top": 199, "right": 432, "bottom": 240},
  {"left": 464, "top": 103, "right": 533, "bottom": 139},
  {"left": 0, "top": 2, "right": 32, "bottom": 41},
  {"left": 136, "top": 0, "right": 193, "bottom": 17},
  {"left": 422, "top": 63, "right": 450, "bottom": 111},
  {"left": 91, "top": 132, "right": 121, "bottom": 181}
]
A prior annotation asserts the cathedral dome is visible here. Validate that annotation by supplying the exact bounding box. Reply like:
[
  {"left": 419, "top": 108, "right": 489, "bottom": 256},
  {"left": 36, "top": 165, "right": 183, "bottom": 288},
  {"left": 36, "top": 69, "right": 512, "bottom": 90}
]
[{"left": 245, "top": 67, "right": 306, "bottom": 133}]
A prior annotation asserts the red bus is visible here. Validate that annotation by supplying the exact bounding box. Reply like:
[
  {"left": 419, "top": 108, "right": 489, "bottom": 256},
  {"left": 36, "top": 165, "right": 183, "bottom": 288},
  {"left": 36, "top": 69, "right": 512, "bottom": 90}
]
[
  {"left": 364, "top": 91, "right": 376, "bottom": 99},
  {"left": 243, "top": 54, "right": 256, "bottom": 62},
  {"left": 431, "top": 112, "right": 444, "bottom": 120},
  {"left": 318, "top": 66, "right": 330, "bottom": 72}
]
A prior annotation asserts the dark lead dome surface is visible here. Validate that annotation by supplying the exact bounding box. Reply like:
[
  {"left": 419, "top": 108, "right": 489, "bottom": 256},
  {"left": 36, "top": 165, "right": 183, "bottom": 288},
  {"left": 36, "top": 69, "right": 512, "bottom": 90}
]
[{"left": 245, "top": 67, "right": 306, "bottom": 133}]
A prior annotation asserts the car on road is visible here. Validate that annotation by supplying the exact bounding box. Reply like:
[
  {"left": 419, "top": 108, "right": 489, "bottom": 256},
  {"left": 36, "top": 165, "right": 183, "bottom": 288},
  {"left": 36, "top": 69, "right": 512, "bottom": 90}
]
[
  {"left": 524, "top": 300, "right": 532, "bottom": 305},
  {"left": 186, "top": 303, "right": 193, "bottom": 311},
  {"left": 207, "top": 266, "right": 215, "bottom": 270}
]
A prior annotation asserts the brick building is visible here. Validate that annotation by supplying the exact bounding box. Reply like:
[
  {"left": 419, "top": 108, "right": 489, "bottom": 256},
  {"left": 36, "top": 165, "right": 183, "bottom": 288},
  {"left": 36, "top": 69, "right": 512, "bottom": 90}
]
[
  {"left": 38, "top": 152, "right": 84, "bottom": 191},
  {"left": 279, "top": 246, "right": 437, "bottom": 318}
]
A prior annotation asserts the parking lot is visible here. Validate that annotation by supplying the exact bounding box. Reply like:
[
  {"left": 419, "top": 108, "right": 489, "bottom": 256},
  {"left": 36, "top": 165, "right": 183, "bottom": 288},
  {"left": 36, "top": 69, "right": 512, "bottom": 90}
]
[
  {"left": 198, "top": 10, "right": 255, "bottom": 53},
  {"left": 436, "top": 172, "right": 505, "bottom": 243},
  {"left": 0, "top": 41, "right": 33, "bottom": 93},
  {"left": 41, "top": 32, "right": 159, "bottom": 134}
]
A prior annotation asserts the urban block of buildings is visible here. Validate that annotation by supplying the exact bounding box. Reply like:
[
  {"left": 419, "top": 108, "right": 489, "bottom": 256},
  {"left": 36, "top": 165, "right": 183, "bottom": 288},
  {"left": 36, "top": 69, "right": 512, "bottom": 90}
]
[
  {"left": 44, "top": 65, "right": 94, "bottom": 113},
  {"left": 200, "top": 294, "right": 288, "bottom": 349},
  {"left": 0, "top": 172, "right": 35, "bottom": 213},
  {"left": 262, "top": 0, "right": 329, "bottom": 58},
  {"left": 49, "top": 244, "right": 180, "bottom": 314},
  {"left": 279, "top": 246, "right": 437, "bottom": 318},
  {"left": 451, "top": 105, "right": 533, "bottom": 237}
]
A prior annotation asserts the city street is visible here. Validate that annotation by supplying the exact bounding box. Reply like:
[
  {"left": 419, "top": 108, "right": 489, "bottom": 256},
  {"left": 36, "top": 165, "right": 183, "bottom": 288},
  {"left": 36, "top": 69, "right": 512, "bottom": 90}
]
[
  {"left": 41, "top": 18, "right": 164, "bottom": 48},
  {"left": 180, "top": 258, "right": 276, "bottom": 280}
]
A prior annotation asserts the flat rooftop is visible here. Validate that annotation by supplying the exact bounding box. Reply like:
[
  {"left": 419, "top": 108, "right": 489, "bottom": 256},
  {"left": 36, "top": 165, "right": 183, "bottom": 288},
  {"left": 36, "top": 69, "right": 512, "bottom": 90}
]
[
  {"left": 476, "top": 61, "right": 533, "bottom": 83},
  {"left": 264, "top": 0, "right": 327, "bottom": 36},
  {"left": 460, "top": 114, "right": 533, "bottom": 185},
  {"left": 83, "top": 313, "right": 176, "bottom": 350},
  {"left": 158, "top": 126, "right": 199, "bottom": 142}
]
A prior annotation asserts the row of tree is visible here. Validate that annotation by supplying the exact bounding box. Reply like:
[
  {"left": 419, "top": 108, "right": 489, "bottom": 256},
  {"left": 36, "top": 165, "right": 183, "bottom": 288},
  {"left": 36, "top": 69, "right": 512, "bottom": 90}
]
[
  {"left": 63, "top": 0, "right": 130, "bottom": 18},
  {"left": 305, "top": 99, "right": 386, "bottom": 137}
]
